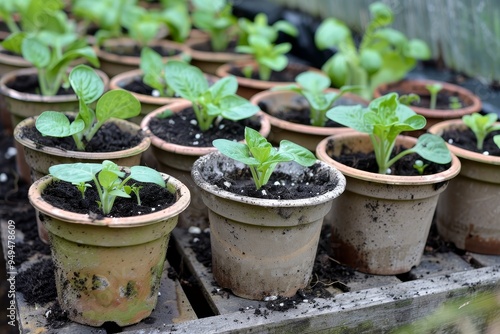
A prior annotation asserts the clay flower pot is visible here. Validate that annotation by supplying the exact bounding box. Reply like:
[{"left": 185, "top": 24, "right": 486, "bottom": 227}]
[
  {"left": 428, "top": 119, "right": 500, "bottom": 254},
  {"left": 191, "top": 151, "right": 346, "bottom": 300},
  {"left": 95, "top": 38, "right": 190, "bottom": 78},
  {"left": 374, "top": 79, "right": 482, "bottom": 133},
  {"left": 185, "top": 38, "right": 252, "bottom": 75},
  {"left": 141, "top": 100, "right": 271, "bottom": 229},
  {"left": 28, "top": 170, "right": 190, "bottom": 327},
  {"left": 216, "top": 60, "right": 320, "bottom": 100},
  {"left": 250, "top": 89, "right": 369, "bottom": 151},
  {"left": 316, "top": 132, "right": 461, "bottom": 275}
]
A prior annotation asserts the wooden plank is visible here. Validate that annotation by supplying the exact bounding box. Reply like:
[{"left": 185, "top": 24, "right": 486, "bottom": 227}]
[
  {"left": 407, "top": 252, "right": 474, "bottom": 280},
  {"left": 469, "top": 252, "right": 500, "bottom": 267}
]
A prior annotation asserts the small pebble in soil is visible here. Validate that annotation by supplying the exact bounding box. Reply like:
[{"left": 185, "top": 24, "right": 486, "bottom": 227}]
[
  {"left": 152, "top": 89, "right": 160, "bottom": 97},
  {"left": 448, "top": 138, "right": 454, "bottom": 144},
  {"left": 223, "top": 181, "right": 231, "bottom": 188},
  {"left": 264, "top": 296, "right": 277, "bottom": 301},
  {"left": 0, "top": 173, "right": 7, "bottom": 182},
  {"left": 190, "top": 119, "right": 197, "bottom": 126},
  {"left": 189, "top": 226, "right": 202, "bottom": 234},
  {"left": 483, "top": 151, "right": 490, "bottom": 155},
  {"left": 4, "top": 147, "right": 16, "bottom": 159}
]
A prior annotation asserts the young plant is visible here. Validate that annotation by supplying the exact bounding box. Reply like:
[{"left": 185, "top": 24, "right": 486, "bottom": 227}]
[
  {"left": 1, "top": 4, "right": 99, "bottom": 96},
  {"left": 462, "top": 113, "right": 500, "bottom": 150},
  {"left": 412, "top": 160, "right": 428, "bottom": 175},
  {"left": 315, "top": 2, "right": 431, "bottom": 100},
  {"left": 237, "top": 12, "right": 298, "bottom": 46},
  {"left": 163, "top": 60, "right": 260, "bottom": 131},
  {"left": 35, "top": 64, "right": 141, "bottom": 151},
  {"left": 272, "top": 71, "right": 361, "bottom": 127},
  {"left": 425, "top": 83, "right": 443, "bottom": 110},
  {"left": 235, "top": 34, "right": 292, "bottom": 81},
  {"left": 48, "top": 160, "right": 166, "bottom": 215},
  {"left": 449, "top": 96, "right": 463, "bottom": 110},
  {"left": 191, "top": 0, "right": 238, "bottom": 52},
  {"left": 326, "top": 92, "right": 452, "bottom": 174},
  {"left": 139, "top": 47, "right": 190, "bottom": 98},
  {"left": 213, "top": 127, "right": 316, "bottom": 190}
]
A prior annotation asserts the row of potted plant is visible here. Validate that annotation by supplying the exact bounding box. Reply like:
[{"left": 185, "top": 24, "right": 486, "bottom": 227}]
[{"left": 0, "top": 0, "right": 498, "bottom": 330}]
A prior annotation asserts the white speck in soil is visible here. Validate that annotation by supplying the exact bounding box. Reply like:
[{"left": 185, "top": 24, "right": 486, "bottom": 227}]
[
  {"left": 188, "top": 226, "right": 202, "bottom": 234},
  {"left": 448, "top": 138, "right": 454, "bottom": 144},
  {"left": 0, "top": 173, "right": 7, "bottom": 182},
  {"left": 219, "top": 124, "right": 225, "bottom": 129},
  {"left": 4, "top": 147, "right": 16, "bottom": 159},
  {"left": 193, "top": 141, "right": 199, "bottom": 145},
  {"left": 152, "top": 89, "right": 160, "bottom": 97},
  {"left": 192, "top": 237, "right": 199, "bottom": 243},
  {"left": 483, "top": 151, "right": 490, "bottom": 155},
  {"left": 261, "top": 189, "right": 267, "bottom": 196},
  {"left": 190, "top": 119, "right": 197, "bottom": 126},
  {"left": 195, "top": 133, "right": 201, "bottom": 139},
  {"left": 386, "top": 168, "right": 392, "bottom": 174},
  {"left": 264, "top": 295, "right": 277, "bottom": 301},
  {"left": 223, "top": 181, "right": 231, "bottom": 188},
  {"left": 168, "top": 119, "right": 175, "bottom": 124}
]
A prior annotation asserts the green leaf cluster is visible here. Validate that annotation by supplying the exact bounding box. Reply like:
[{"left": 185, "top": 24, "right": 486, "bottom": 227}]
[
  {"left": 213, "top": 127, "right": 316, "bottom": 190},
  {"left": 49, "top": 160, "right": 165, "bottom": 215},
  {"left": 238, "top": 13, "right": 298, "bottom": 48},
  {"left": 272, "top": 71, "right": 361, "bottom": 127},
  {"left": 326, "top": 92, "right": 451, "bottom": 174},
  {"left": 462, "top": 113, "right": 500, "bottom": 151},
  {"left": 191, "top": 0, "right": 238, "bottom": 52},
  {"left": 163, "top": 61, "right": 260, "bottom": 131},
  {"left": 315, "top": 2, "right": 431, "bottom": 100},
  {"left": 1, "top": 0, "right": 99, "bottom": 96},
  {"left": 35, "top": 65, "right": 141, "bottom": 151}
]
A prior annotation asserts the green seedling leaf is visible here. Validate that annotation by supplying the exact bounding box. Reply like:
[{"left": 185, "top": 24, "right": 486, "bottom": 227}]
[
  {"left": 494, "top": 135, "right": 500, "bottom": 149},
  {"left": 165, "top": 60, "right": 208, "bottom": 101},
  {"left": 69, "top": 64, "right": 105, "bottom": 104},
  {"left": 279, "top": 140, "right": 316, "bottom": 167},
  {"left": 49, "top": 162, "right": 103, "bottom": 184},
  {"left": 96, "top": 89, "right": 141, "bottom": 122},
  {"left": 462, "top": 113, "right": 500, "bottom": 150},
  {"left": 412, "top": 134, "right": 452, "bottom": 164},
  {"left": 129, "top": 166, "right": 166, "bottom": 188},
  {"left": 22, "top": 36, "right": 50, "bottom": 68},
  {"left": 98, "top": 169, "right": 120, "bottom": 189},
  {"left": 212, "top": 139, "right": 258, "bottom": 166},
  {"left": 35, "top": 111, "right": 85, "bottom": 137}
]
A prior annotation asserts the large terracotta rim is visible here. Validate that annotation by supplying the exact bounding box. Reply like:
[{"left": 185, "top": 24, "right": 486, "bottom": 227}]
[
  {"left": 428, "top": 119, "right": 500, "bottom": 165},
  {"left": 0, "top": 47, "right": 31, "bottom": 67},
  {"left": 374, "top": 79, "right": 482, "bottom": 118},
  {"left": 141, "top": 99, "right": 271, "bottom": 156},
  {"left": 0, "top": 67, "right": 110, "bottom": 102},
  {"left": 250, "top": 89, "right": 369, "bottom": 136},
  {"left": 316, "top": 132, "right": 461, "bottom": 185},
  {"left": 28, "top": 172, "right": 191, "bottom": 228},
  {"left": 96, "top": 38, "right": 191, "bottom": 66},
  {"left": 216, "top": 60, "right": 322, "bottom": 90},
  {"left": 14, "top": 116, "right": 151, "bottom": 159},
  {"left": 191, "top": 151, "right": 346, "bottom": 207}
]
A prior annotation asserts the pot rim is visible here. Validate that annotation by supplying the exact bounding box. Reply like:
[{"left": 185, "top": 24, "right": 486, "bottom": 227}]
[
  {"left": 140, "top": 99, "right": 271, "bottom": 156},
  {"left": 316, "top": 132, "right": 462, "bottom": 185},
  {"left": 428, "top": 119, "right": 500, "bottom": 165},
  {"left": 191, "top": 151, "right": 346, "bottom": 207},
  {"left": 28, "top": 171, "right": 191, "bottom": 227},
  {"left": 14, "top": 115, "right": 151, "bottom": 159},
  {"left": 0, "top": 67, "right": 110, "bottom": 102}
]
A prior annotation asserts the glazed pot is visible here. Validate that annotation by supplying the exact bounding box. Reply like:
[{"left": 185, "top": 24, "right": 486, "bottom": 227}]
[
  {"left": 428, "top": 119, "right": 500, "bottom": 254},
  {"left": 216, "top": 60, "right": 321, "bottom": 100},
  {"left": 250, "top": 89, "right": 369, "bottom": 151},
  {"left": 95, "top": 38, "right": 190, "bottom": 78},
  {"left": 28, "top": 170, "right": 190, "bottom": 327},
  {"left": 141, "top": 99, "right": 271, "bottom": 229},
  {"left": 316, "top": 132, "right": 461, "bottom": 275},
  {"left": 191, "top": 151, "right": 346, "bottom": 300},
  {"left": 374, "top": 79, "right": 482, "bottom": 134},
  {"left": 14, "top": 116, "right": 151, "bottom": 243}
]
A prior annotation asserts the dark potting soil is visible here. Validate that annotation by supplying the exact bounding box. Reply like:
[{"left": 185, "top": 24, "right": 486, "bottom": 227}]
[
  {"left": 383, "top": 89, "right": 467, "bottom": 110},
  {"left": 100, "top": 44, "right": 181, "bottom": 58},
  {"left": 228, "top": 63, "right": 307, "bottom": 83},
  {"left": 21, "top": 121, "right": 143, "bottom": 152},
  {"left": 441, "top": 128, "right": 500, "bottom": 156},
  {"left": 42, "top": 177, "right": 176, "bottom": 218},
  {"left": 207, "top": 162, "right": 338, "bottom": 200},
  {"left": 190, "top": 39, "right": 240, "bottom": 54},
  {"left": 329, "top": 142, "right": 451, "bottom": 177},
  {"left": 148, "top": 106, "right": 262, "bottom": 147},
  {"left": 17, "top": 259, "right": 57, "bottom": 306},
  {"left": 6, "top": 74, "right": 75, "bottom": 96},
  {"left": 123, "top": 77, "right": 157, "bottom": 96}
]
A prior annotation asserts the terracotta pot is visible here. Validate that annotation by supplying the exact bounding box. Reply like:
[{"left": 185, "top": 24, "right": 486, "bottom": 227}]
[
  {"left": 186, "top": 39, "right": 252, "bottom": 75},
  {"left": 191, "top": 151, "right": 346, "bottom": 300},
  {"left": 14, "top": 116, "right": 151, "bottom": 243},
  {"left": 428, "top": 119, "right": 500, "bottom": 254},
  {"left": 141, "top": 99, "right": 271, "bottom": 229},
  {"left": 1, "top": 67, "right": 110, "bottom": 185},
  {"left": 95, "top": 38, "right": 190, "bottom": 78},
  {"left": 316, "top": 132, "right": 461, "bottom": 275},
  {"left": 28, "top": 170, "right": 190, "bottom": 327},
  {"left": 109, "top": 68, "right": 219, "bottom": 125},
  {"left": 216, "top": 60, "right": 322, "bottom": 100},
  {"left": 374, "top": 79, "right": 482, "bottom": 134},
  {"left": 250, "top": 89, "right": 369, "bottom": 151}
]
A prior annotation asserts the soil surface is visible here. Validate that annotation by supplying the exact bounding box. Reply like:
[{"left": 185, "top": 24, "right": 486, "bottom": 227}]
[
  {"left": 228, "top": 63, "right": 307, "bottom": 82},
  {"left": 148, "top": 106, "right": 262, "bottom": 147},
  {"left": 382, "top": 89, "right": 468, "bottom": 110},
  {"left": 441, "top": 128, "right": 500, "bottom": 156},
  {"left": 100, "top": 44, "right": 181, "bottom": 58},
  {"left": 6, "top": 74, "right": 75, "bottom": 95}
]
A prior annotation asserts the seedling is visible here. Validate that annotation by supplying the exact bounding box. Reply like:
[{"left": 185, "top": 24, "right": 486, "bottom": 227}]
[
  {"left": 139, "top": 47, "right": 190, "bottom": 98},
  {"left": 272, "top": 71, "right": 361, "bottom": 127},
  {"left": 35, "top": 65, "right": 141, "bottom": 151},
  {"left": 191, "top": 0, "right": 238, "bottom": 52},
  {"left": 398, "top": 94, "right": 421, "bottom": 106},
  {"left": 326, "top": 92, "right": 452, "bottom": 174},
  {"left": 238, "top": 12, "right": 298, "bottom": 46},
  {"left": 235, "top": 34, "right": 292, "bottom": 81},
  {"left": 163, "top": 61, "right": 259, "bottom": 131},
  {"left": 425, "top": 83, "right": 443, "bottom": 110},
  {"left": 462, "top": 113, "right": 500, "bottom": 150},
  {"left": 315, "top": 2, "right": 431, "bottom": 99},
  {"left": 494, "top": 135, "right": 500, "bottom": 149},
  {"left": 449, "top": 96, "right": 463, "bottom": 110},
  {"left": 213, "top": 127, "right": 316, "bottom": 190},
  {"left": 49, "top": 160, "right": 166, "bottom": 215},
  {"left": 412, "top": 160, "right": 428, "bottom": 175}
]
